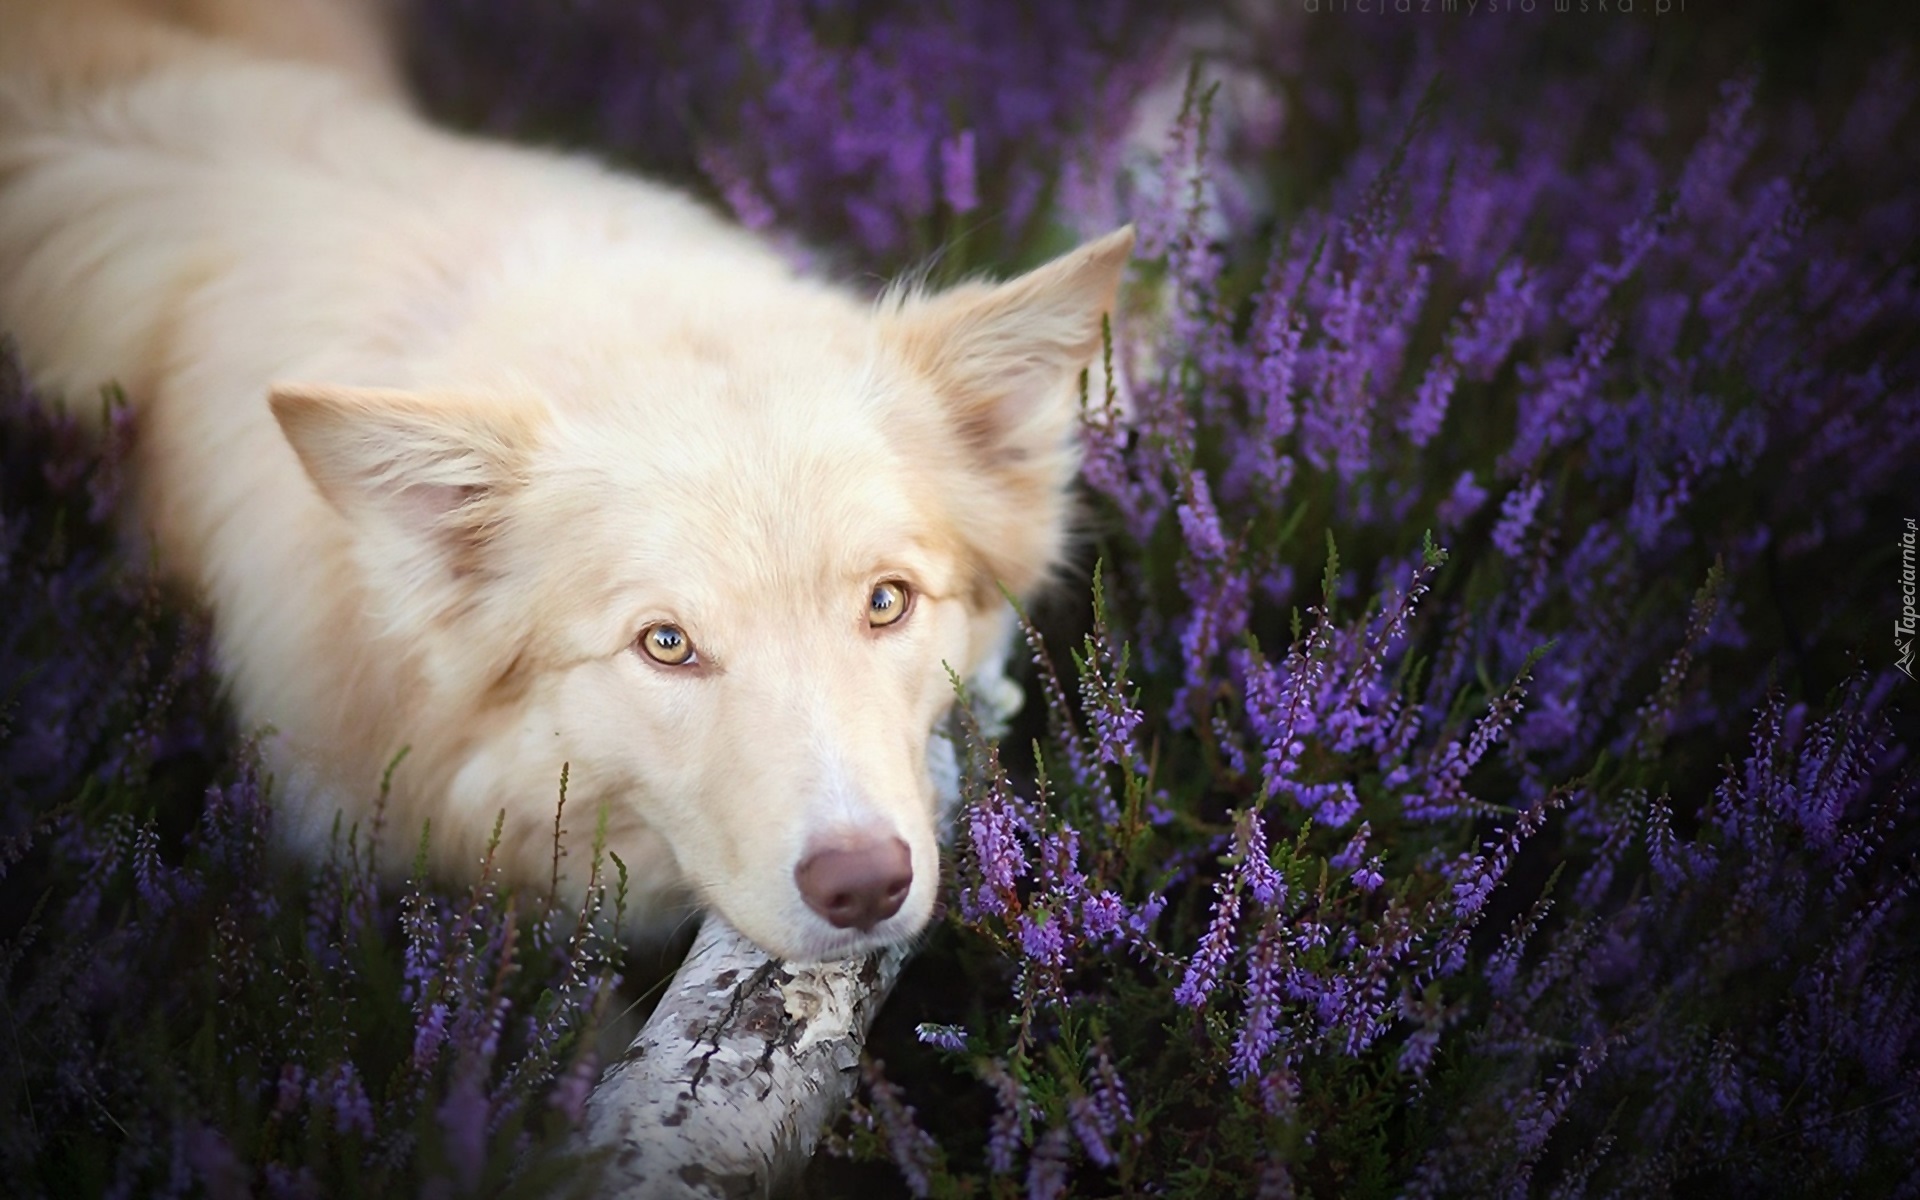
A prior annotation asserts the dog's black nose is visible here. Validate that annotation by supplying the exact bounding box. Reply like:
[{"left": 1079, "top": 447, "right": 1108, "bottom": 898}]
[{"left": 795, "top": 836, "right": 912, "bottom": 931}]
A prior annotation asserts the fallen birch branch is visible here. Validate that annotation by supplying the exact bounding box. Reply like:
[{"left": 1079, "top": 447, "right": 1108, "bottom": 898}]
[
  {"left": 577, "top": 660, "right": 1021, "bottom": 1198},
  {"left": 578, "top": 914, "right": 912, "bottom": 1198}
]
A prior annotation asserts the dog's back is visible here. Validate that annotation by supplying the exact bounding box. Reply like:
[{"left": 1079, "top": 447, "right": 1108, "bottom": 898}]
[
  {"left": 0, "top": 0, "right": 401, "bottom": 99},
  {"left": 0, "top": 0, "right": 417, "bottom": 408}
]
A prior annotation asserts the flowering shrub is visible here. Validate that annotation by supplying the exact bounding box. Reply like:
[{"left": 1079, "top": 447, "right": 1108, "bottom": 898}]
[
  {"left": 818, "top": 14, "right": 1919, "bottom": 1200},
  {"left": 409, "top": 0, "right": 1172, "bottom": 267},
  {"left": 4, "top": 4, "right": 1917, "bottom": 1198}
]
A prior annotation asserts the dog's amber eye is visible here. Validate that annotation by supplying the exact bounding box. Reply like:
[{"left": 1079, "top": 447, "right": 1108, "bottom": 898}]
[
  {"left": 868, "top": 581, "right": 910, "bottom": 628},
  {"left": 639, "top": 623, "right": 696, "bottom": 666}
]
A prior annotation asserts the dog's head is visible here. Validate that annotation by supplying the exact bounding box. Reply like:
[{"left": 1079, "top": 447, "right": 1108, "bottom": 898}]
[{"left": 271, "top": 227, "right": 1131, "bottom": 960}]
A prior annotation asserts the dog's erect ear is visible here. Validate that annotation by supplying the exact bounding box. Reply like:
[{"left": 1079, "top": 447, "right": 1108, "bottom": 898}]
[
  {"left": 886, "top": 226, "right": 1133, "bottom": 594},
  {"left": 271, "top": 382, "right": 546, "bottom": 622},
  {"left": 891, "top": 226, "right": 1133, "bottom": 459}
]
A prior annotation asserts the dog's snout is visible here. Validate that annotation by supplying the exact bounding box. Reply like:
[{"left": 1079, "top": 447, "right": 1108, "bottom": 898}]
[{"left": 795, "top": 836, "right": 912, "bottom": 931}]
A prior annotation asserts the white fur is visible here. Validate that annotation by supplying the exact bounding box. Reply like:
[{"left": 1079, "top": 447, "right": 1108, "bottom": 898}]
[{"left": 0, "top": 0, "right": 1130, "bottom": 960}]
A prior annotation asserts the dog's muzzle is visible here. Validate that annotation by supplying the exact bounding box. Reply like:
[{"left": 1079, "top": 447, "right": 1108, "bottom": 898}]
[{"left": 793, "top": 836, "right": 912, "bottom": 931}]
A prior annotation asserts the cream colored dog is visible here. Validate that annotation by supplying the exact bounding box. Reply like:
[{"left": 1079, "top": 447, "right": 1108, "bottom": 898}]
[{"left": 0, "top": 0, "right": 1130, "bottom": 961}]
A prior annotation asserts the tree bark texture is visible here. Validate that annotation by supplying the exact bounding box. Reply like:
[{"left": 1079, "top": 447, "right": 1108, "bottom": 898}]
[{"left": 578, "top": 915, "right": 912, "bottom": 1198}]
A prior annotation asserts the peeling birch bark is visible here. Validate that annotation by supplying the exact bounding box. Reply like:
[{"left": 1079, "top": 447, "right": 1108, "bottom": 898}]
[
  {"left": 579, "top": 916, "right": 912, "bottom": 1198},
  {"left": 579, "top": 654, "right": 1018, "bottom": 1198}
]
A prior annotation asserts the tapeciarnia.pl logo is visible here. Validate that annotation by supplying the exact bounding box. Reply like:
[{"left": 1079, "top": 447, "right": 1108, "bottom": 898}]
[{"left": 1899, "top": 517, "right": 1917, "bottom": 680}]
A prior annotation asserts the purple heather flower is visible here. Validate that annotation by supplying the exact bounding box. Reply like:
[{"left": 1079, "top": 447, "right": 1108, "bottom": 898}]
[
  {"left": 1079, "top": 621, "right": 1144, "bottom": 772},
  {"left": 1035, "top": 827, "right": 1087, "bottom": 898},
  {"left": 1677, "top": 77, "right": 1761, "bottom": 224},
  {"left": 1241, "top": 625, "right": 1333, "bottom": 796},
  {"left": 314, "top": 1061, "right": 375, "bottom": 1140},
  {"left": 1503, "top": 322, "right": 1615, "bottom": 472},
  {"left": 1016, "top": 615, "right": 1102, "bottom": 794},
  {"left": 1702, "top": 177, "right": 1804, "bottom": 334},
  {"left": 1453, "top": 261, "right": 1538, "bottom": 380},
  {"left": 1174, "top": 469, "right": 1230, "bottom": 564},
  {"left": 548, "top": 1053, "right": 596, "bottom": 1127},
  {"left": 1211, "top": 712, "right": 1251, "bottom": 776},
  {"left": 914, "top": 1023, "right": 969, "bottom": 1053},
  {"left": 1399, "top": 1029, "right": 1441, "bottom": 1078},
  {"left": 1018, "top": 911, "right": 1067, "bottom": 967},
  {"left": 864, "top": 1065, "right": 939, "bottom": 1199},
  {"left": 1708, "top": 1036, "right": 1746, "bottom": 1119},
  {"left": 1512, "top": 1038, "right": 1612, "bottom": 1160},
  {"left": 1637, "top": 289, "right": 1692, "bottom": 359},
  {"left": 1571, "top": 795, "right": 1638, "bottom": 909},
  {"left": 1437, "top": 470, "right": 1489, "bottom": 529},
  {"left": 1242, "top": 276, "right": 1304, "bottom": 490},
  {"left": 1080, "top": 889, "right": 1127, "bottom": 940},
  {"left": 1400, "top": 353, "right": 1458, "bottom": 447},
  {"left": 1174, "top": 879, "right": 1241, "bottom": 1009},
  {"left": 1087, "top": 1041, "right": 1135, "bottom": 1137},
  {"left": 1025, "top": 1127, "right": 1071, "bottom": 1200},
  {"left": 1237, "top": 810, "right": 1283, "bottom": 907},
  {"left": 1561, "top": 207, "right": 1663, "bottom": 328},
  {"left": 1230, "top": 922, "right": 1289, "bottom": 1084},
  {"left": 939, "top": 129, "right": 979, "bottom": 214},
  {"left": 965, "top": 778, "right": 1027, "bottom": 918},
  {"left": 1125, "top": 892, "right": 1167, "bottom": 942},
  {"left": 1645, "top": 791, "right": 1714, "bottom": 888},
  {"left": 1331, "top": 822, "right": 1372, "bottom": 872},
  {"left": 696, "top": 145, "right": 777, "bottom": 232},
  {"left": 1446, "top": 801, "right": 1555, "bottom": 920},
  {"left": 1490, "top": 478, "right": 1545, "bottom": 559},
  {"left": 436, "top": 1067, "right": 490, "bottom": 1193},
  {"left": 1485, "top": 891, "right": 1553, "bottom": 999},
  {"left": 274, "top": 1063, "right": 306, "bottom": 1117},
  {"left": 262, "top": 1163, "right": 322, "bottom": 1200},
  {"left": 1068, "top": 1095, "right": 1114, "bottom": 1168},
  {"left": 984, "top": 1060, "right": 1027, "bottom": 1175},
  {"left": 1291, "top": 780, "right": 1361, "bottom": 829},
  {"left": 1257, "top": 1062, "right": 1301, "bottom": 1122},
  {"left": 413, "top": 1001, "right": 451, "bottom": 1071}
]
